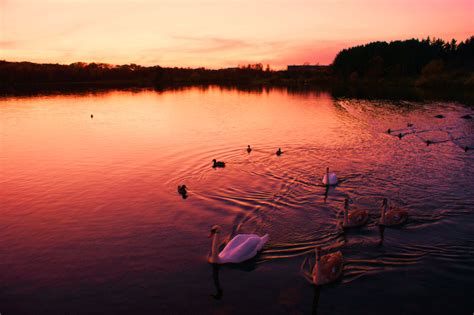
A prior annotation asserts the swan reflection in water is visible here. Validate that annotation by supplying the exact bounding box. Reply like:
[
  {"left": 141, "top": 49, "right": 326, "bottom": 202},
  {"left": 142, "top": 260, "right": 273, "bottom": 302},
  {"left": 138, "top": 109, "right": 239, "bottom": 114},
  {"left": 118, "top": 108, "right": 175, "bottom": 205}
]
[
  {"left": 311, "top": 286, "right": 321, "bottom": 315},
  {"left": 211, "top": 264, "right": 223, "bottom": 300},
  {"left": 379, "top": 225, "right": 385, "bottom": 245},
  {"left": 299, "top": 267, "right": 324, "bottom": 315},
  {"left": 323, "top": 184, "right": 338, "bottom": 202},
  {"left": 210, "top": 258, "right": 259, "bottom": 300},
  {"left": 323, "top": 185, "right": 330, "bottom": 201}
]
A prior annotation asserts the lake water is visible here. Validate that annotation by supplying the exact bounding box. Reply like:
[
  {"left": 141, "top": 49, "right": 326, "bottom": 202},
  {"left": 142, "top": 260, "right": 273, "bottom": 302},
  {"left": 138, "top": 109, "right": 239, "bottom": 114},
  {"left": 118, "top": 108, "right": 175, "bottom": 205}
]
[{"left": 1, "top": 87, "right": 473, "bottom": 314}]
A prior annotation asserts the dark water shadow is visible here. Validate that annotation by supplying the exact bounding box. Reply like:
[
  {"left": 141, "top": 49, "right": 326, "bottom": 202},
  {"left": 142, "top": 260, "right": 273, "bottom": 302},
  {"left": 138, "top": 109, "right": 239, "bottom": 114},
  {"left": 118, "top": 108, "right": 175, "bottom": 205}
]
[
  {"left": 378, "top": 225, "right": 385, "bottom": 246},
  {"left": 210, "top": 258, "right": 260, "bottom": 300},
  {"left": 312, "top": 286, "right": 321, "bottom": 315},
  {"left": 2, "top": 83, "right": 474, "bottom": 106},
  {"left": 211, "top": 264, "right": 223, "bottom": 300},
  {"left": 331, "top": 84, "right": 474, "bottom": 105}
]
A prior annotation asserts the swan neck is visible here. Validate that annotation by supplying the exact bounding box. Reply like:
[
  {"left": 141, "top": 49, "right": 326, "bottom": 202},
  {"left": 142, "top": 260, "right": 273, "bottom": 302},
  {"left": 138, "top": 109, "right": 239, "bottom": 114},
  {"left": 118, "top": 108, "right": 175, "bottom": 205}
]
[
  {"left": 381, "top": 204, "right": 386, "bottom": 224},
  {"left": 314, "top": 253, "right": 321, "bottom": 284},
  {"left": 211, "top": 233, "right": 220, "bottom": 263}
]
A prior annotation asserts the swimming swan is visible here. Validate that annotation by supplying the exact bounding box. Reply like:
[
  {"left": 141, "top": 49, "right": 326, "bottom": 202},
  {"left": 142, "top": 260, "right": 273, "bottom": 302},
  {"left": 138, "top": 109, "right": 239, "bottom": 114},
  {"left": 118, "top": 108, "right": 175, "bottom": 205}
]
[
  {"left": 380, "top": 198, "right": 408, "bottom": 226},
  {"left": 301, "top": 246, "right": 344, "bottom": 285},
  {"left": 342, "top": 198, "right": 369, "bottom": 228},
  {"left": 276, "top": 148, "right": 282, "bottom": 156},
  {"left": 322, "top": 167, "right": 338, "bottom": 186},
  {"left": 208, "top": 225, "right": 269, "bottom": 264}
]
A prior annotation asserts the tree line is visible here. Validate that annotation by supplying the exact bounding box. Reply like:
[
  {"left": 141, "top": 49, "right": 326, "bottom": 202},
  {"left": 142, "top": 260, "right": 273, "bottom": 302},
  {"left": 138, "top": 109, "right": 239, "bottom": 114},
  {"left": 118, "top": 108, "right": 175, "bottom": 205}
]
[
  {"left": 0, "top": 61, "right": 277, "bottom": 89},
  {"left": 332, "top": 36, "right": 474, "bottom": 86},
  {"left": 1, "top": 36, "right": 472, "bottom": 90}
]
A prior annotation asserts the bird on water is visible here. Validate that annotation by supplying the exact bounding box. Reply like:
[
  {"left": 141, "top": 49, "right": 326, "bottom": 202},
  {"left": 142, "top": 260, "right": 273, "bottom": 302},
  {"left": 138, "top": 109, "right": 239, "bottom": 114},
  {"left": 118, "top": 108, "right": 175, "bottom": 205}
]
[{"left": 212, "top": 159, "right": 226, "bottom": 168}]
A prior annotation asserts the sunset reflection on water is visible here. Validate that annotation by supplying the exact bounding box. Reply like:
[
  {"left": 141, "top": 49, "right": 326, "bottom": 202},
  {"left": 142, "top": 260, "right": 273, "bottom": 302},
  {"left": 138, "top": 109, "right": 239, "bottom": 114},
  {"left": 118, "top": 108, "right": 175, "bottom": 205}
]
[{"left": 1, "top": 87, "right": 473, "bottom": 313}]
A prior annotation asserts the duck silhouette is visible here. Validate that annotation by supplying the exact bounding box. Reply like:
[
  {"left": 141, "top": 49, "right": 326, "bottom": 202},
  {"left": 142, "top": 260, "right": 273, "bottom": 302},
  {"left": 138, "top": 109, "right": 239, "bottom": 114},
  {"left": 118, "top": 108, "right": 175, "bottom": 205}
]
[
  {"left": 212, "top": 159, "right": 226, "bottom": 168},
  {"left": 177, "top": 185, "right": 188, "bottom": 198}
]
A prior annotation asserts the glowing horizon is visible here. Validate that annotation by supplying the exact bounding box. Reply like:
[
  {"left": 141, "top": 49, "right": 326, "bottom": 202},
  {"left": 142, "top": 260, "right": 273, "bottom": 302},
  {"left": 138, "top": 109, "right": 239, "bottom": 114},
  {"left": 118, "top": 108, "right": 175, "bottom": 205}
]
[{"left": 1, "top": 0, "right": 472, "bottom": 69}]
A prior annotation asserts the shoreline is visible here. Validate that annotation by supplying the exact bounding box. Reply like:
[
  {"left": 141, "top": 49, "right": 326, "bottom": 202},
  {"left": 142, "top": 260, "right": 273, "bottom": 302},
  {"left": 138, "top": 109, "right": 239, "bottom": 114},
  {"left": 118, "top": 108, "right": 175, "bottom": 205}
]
[{"left": 1, "top": 81, "right": 473, "bottom": 104}]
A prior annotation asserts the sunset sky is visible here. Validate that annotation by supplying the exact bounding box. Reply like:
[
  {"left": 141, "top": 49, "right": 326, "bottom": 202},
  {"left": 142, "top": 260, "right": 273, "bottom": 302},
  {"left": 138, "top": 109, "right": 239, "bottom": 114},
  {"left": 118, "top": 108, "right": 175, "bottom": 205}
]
[{"left": 1, "top": 0, "right": 472, "bottom": 69}]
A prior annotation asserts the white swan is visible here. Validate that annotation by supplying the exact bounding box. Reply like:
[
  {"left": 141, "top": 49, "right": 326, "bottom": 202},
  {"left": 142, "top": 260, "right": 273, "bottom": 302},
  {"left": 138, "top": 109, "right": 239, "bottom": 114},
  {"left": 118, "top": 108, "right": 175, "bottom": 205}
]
[
  {"left": 208, "top": 225, "right": 269, "bottom": 264},
  {"left": 301, "top": 246, "right": 344, "bottom": 285},
  {"left": 322, "top": 167, "right": 338, "bottom": 186}
]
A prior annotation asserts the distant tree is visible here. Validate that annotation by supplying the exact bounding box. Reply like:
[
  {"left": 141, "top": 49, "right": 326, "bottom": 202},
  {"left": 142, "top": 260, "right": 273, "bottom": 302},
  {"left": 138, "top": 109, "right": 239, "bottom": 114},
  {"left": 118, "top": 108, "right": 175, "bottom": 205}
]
[
  {"left": 421, "top": 59, "right": 444, "bottom": 77},
  {"left": 332, "top": 36, "right": 473, "bottom": 80},
  {"left": 367, "top": 55, "right": 384, "bottom": 77},
  {"left": 349, "top": 71, "right": 359, "bottom": 82}
]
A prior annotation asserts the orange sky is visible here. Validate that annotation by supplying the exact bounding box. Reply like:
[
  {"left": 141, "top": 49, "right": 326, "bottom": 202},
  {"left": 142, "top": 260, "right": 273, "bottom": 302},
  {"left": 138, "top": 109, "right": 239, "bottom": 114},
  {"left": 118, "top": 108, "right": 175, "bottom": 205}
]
[{"left": 0, "top": 0, "right": 472, "bottom": 69}]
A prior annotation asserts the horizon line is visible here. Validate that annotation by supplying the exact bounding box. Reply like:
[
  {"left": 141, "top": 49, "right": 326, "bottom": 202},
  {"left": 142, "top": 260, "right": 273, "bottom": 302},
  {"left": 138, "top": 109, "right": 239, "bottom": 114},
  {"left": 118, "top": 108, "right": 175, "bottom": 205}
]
[{"left": 2, "top": 35, "right": 472, "bottom": 70}]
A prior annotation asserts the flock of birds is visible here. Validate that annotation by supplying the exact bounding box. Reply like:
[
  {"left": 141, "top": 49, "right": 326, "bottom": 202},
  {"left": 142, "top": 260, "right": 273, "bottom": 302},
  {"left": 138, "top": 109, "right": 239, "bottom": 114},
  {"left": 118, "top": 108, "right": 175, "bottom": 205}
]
[
  {"left": 85, "top": 107, "right": 470, "bottom": 290},
  {"left": 387, "top": 113, "right": 473, "bottom": 152},
  {"left": 174, "top": 112, "right": 473, "bottom": 287},
  {"left": 177, "top": 146, "right": 283, "bottom": 199},
  {"left": 176, "top": 147, "right": 410, "bottom": 287}
]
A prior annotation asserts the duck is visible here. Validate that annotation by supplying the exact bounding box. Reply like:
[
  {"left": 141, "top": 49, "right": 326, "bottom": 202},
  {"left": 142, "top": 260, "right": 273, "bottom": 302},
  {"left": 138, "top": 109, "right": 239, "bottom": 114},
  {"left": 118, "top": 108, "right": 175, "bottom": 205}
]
[
  {"left": 276, "top": 148, "right": 282, "bottom": 156},
  {"left": 301, "top": 246, "right": 344, "bottom": 285},
  {"left": 380, "top": 198, "right": 408, "bottom": 226},
  {"left": 387, "top": 128, "right": 392, "bottom": 134},
  {"left": 322, "top": 167, "right": 338, "bottom": 186},
  {"left": 465, "top": 146, "right": 470, "bottom": 152},
  {"left": 208, "top": 225, "right": 269, "bottom": 264},
  {"left": 407, "top": 122, "right": 413, "bottom": 127},
  {"left": 426, "top": 140, "right": 432, "bottom": 146},
  {"left": 177, "top": 184, "right": 187, "bottom": 196},
  {"left": 461, "top": 114, "right": 472, "bottom": 119},
  {"left": 342, "top": 198, "right": 369, "bottom": 228},
  {"left": 212, "top": 159, "right": 226, "bottom": 168},
  {"left": 434, "top": 114, "right": 445, "bottom": 119},
  {"left": 91, "top": 114, "right": 94, "bottom": 118},
  {"left": 247, "top": 145, "right": 252, "bottom": 153},
  {"left": 398, "top": 133, "right": 404, "bottom": 139}
]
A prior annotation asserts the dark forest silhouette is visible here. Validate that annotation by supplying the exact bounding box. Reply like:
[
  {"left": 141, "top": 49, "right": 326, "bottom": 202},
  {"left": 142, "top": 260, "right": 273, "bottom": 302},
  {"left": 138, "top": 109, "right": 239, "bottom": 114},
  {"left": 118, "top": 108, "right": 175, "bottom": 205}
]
[
  {"left": 1, "top": 36, "right": 472, "bottom": 91},
  {"left": 332, "top": 36, "right": 474, "bottom": 87},
  {"left": 0, "top": 62, "right": 277, "bottom": 89}
]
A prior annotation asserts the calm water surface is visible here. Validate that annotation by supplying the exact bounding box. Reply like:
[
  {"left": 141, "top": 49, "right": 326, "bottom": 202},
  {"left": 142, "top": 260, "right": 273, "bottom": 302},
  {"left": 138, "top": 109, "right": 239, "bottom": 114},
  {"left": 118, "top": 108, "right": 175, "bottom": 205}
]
[{"left": 1, "top": 87, "right": 473, "bottom": 314}]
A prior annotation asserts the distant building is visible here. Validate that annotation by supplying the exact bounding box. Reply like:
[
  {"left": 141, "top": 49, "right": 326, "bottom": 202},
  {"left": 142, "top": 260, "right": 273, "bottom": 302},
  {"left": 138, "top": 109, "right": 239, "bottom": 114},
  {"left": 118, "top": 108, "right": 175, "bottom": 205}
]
[{"left": 287, "top": 65, "right": 328, "bottom": 72}]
